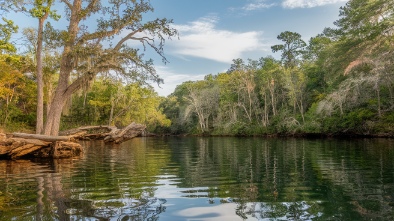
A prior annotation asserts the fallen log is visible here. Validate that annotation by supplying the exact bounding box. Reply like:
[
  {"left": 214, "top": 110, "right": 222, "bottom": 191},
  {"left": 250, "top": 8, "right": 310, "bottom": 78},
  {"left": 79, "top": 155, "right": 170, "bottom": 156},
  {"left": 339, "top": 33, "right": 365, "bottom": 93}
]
[
  {"left": 60, "top": 122, "right": 146, "bottom": 144},
  {"left": 0, "top": 133, "right": 83, "bottom": 160},
  {"left": 0, "top": 145, "right": 11, "bottom": 155},
  {"left": 0, "top": 122, "right": 146, "bottom": 160},
  {"left": 51, "top": 141, "right": 84, "bottom": 159},
  {"left": 10, "top": 143, "right": 36, "bottom": 155},
  {"left": 60, "top": 125, "right": 118, "bottom": 140},
  {"left": 104, "top": 122, "right": 146, "bottom": 144},
  {"left": 12, "top": 133, "right": 72, "bottom": 142},
  {"left": 10, "top": 144, "right": 43, "bottom": 159},
  {"left": 10, "top": 138, "right": 51, "bottom": 146},
  {"left": 0, "top": 133, "right": 6, "bottom": 141}
]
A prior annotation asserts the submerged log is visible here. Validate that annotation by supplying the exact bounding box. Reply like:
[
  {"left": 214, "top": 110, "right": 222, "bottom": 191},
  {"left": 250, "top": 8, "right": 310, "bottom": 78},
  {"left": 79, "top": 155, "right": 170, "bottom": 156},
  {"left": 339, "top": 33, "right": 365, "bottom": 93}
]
[{"left": 0, "top": 133, "right": 83, "bottom": 160}]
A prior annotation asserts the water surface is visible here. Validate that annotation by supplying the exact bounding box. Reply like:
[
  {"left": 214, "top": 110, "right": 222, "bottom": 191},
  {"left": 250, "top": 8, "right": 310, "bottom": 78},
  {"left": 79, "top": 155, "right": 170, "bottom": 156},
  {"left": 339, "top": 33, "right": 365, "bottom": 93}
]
[{"left": 1, "top": 137, "right": 393, "bottom": 220}]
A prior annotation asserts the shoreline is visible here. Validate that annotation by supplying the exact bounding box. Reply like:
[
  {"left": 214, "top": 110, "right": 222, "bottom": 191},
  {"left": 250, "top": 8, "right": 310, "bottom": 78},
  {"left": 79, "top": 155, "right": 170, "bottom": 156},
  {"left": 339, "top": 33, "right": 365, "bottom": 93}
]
[{"left": 145, "top": 132, "right": 394, "bottom": 139}]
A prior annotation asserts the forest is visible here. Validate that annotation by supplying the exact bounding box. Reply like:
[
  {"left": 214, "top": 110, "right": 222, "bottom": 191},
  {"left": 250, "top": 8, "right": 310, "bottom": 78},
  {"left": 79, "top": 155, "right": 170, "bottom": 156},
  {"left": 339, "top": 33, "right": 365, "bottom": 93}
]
[{"left": 0, "top": 0, "right": 393, "bottom": 137}]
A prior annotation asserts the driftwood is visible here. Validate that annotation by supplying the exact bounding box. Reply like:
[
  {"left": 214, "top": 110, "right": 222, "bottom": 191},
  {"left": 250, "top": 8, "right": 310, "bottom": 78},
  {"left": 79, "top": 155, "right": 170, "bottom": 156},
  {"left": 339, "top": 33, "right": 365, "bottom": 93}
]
[
  {"left": 0, "top": 145, "right": 11, "bottom": 155},
  {"left": 12, "top": 133, "right": 72, "bottom": 142},
  {"left": 60, "top": 122, "right": 146, "bottom": 144},
  {"left": 0, "top": 122, "right": 144, "bottom": 160},
  {"left": 51, "top": 141, "right": 84, "bottom": 159},
  {"left": 10, "top": 138, "right": 51, "bottom": 146},
  {"left": 10, "top": 144, "right": 42, "bottom": 159},
  {"left": 104, "top": 122, "right": 146, "bottom": 143},
  {"left": 60, "top": 125, "right": 118, "bottom": 136},
  {"left": 60, "top": 125, "right": 117, "bottom": 140},
  {"left": 0, "top": 133, "right": 83, "bottom": 160}
]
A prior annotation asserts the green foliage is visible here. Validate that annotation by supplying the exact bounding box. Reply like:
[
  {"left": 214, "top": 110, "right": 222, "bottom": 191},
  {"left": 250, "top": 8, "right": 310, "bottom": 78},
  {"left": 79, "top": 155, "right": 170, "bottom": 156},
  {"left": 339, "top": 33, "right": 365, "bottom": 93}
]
[
  {"left": 374, "top": 112, "right": 394, "bottom": 133},
  {"left": 0, "top": 17, "right": 18, "bottom": 53},
  {"left": 271, "top": 31, "right": 306, "bottom": 68},
  {"left": 321, "top": 108, "right": 375, "bottom": 134},
  {"left": 158, "top": 0, "right": 394, "bottom": 136},
  {"left": 0, "top": 58, "right": 36, "bottom": 131},
  {"left": 62, "top": 77, "right": 170, "bottom": 131},
  {"left": 0, "top": 0, "right": 393, "bottom": 136},
  {"left": 29, "top": 0, "right": 60, "bottom": 20}
]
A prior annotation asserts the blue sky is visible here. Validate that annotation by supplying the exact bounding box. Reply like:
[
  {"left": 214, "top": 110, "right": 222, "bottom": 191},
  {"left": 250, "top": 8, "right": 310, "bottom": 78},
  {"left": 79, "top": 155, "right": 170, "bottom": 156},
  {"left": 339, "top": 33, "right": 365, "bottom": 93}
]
[{"left": 145, "top": 0, "right": 348, "bottom": 96}]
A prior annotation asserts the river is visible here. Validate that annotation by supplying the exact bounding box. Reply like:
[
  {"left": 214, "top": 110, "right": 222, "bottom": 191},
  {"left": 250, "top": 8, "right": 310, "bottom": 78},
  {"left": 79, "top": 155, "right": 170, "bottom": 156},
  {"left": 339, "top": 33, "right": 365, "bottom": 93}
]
[{"left": 0, "top": 137, "right": 393, "bottom": 220}]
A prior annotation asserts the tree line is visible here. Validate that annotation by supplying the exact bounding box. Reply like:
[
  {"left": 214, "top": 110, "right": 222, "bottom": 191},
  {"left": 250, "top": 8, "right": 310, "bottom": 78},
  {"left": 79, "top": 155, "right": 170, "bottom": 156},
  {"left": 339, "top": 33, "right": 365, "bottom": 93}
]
[
  {"left": 158, "top": 0, "right": 394, "bottom": 136},
  {"left": 0, "top": 0, "right": 393, "bottom": 136}
]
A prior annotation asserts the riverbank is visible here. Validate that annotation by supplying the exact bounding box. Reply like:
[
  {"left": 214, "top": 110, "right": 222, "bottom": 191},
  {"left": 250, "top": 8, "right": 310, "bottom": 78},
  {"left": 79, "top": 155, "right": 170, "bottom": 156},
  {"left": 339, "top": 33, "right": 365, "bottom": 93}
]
[{"left": 150, "top": 131, "right": 394, "bottom": 139}]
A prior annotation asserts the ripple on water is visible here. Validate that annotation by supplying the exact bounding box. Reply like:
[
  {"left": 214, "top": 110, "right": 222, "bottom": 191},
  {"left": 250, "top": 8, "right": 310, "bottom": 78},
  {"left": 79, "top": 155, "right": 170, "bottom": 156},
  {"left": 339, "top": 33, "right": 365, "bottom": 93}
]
[{"left": 1, "top": 137, "right": 394, "bottom": 221}]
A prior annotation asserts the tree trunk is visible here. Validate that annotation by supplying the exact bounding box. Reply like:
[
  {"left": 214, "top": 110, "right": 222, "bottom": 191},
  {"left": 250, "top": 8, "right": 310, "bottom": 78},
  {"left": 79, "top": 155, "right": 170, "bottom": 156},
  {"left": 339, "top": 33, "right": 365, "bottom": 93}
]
[
  {"left": 35, "top": 2, "right": 50, "bottom": 134},
  {"left": 36, "top": 17, "right": 45, "bottom": 134},
  {"left": 109, "top": 98, "right": 114, "bottom": 125},
  {"left": 269, "top": 80, "right": 276, "bottom": 116},
  {"left": 376, "top": 81, "right": 381, "bottom": 118},
  {"left": 43, "top": 0, "right": 82, "bottom": 136},
  {"left": 44, "top": 89, "right": 68, "bottom": 136},
  {"left": 263, "top": 93, "right": 268, "bottom": 127}
]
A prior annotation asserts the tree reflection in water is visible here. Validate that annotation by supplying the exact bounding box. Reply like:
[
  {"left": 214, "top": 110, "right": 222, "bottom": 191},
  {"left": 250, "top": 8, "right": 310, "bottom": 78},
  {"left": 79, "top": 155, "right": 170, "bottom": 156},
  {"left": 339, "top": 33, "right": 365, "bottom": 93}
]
[
  {"left": 164, "top": 137, "right": 394, "bottom": 220},
  {"left": 1, "top": 137, "right": 394, "bottom": 220},
  {"left": 0, "top": 139, "right": 169, "bottom": 221},
  {"left": 0, "top": 159, "right": 167, "bottom": 221},
  {"left": 65, "top": 196, "right": 166, "bottom": 220},
  {"left": 0, "top": 159, "right": 72, "bottom": 220}
]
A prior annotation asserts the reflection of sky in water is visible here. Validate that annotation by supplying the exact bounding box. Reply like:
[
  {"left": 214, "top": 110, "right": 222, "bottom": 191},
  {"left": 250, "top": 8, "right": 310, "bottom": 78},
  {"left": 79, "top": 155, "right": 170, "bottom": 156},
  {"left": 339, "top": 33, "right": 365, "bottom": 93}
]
[
  {"left": 153, "top": 174, "right": 322, "bottom": 221},
  {"left": 154, "top": 175, "right": 244, "bottom": 221},
  {"left": 1, "top": 137, "right": 394, "bottom": 220},
  {"left": 175, "top": 203, "right": 243, "bottom": 221}
]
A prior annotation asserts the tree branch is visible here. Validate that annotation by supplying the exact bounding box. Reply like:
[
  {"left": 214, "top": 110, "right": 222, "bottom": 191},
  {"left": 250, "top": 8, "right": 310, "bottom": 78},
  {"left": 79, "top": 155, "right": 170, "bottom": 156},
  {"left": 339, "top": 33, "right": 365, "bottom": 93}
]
[
  {"left": 80, "top": 0, "right": 100, "bottom": 20},
  {"left": 78, "top": 28, "right": 121, "bottom": 45},
  {"left": 60, "top": 0, "right": 72, "bottom": 9},
  {"left": 113, "top": 29, "right": 142, "bottom": 51},
  {"left": 63, "top": 72, "right": 94, "bottom": 98}
]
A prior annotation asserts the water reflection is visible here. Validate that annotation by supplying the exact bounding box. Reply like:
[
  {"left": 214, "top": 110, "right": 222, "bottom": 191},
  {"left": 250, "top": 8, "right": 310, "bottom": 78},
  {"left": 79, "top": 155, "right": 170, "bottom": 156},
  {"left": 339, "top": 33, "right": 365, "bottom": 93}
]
[
  {"left": 0, "top": 159, "right": 74, "bottom": 220},
  {"left": 0, "top": 137, "right": 393, "bottom": 220}
]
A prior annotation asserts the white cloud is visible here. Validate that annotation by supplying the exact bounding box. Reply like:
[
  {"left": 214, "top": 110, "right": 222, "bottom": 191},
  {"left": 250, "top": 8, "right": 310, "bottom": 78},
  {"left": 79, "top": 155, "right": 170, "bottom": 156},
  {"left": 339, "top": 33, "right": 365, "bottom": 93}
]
[
  {"left": 282, "top": 0, "right": 347, "bottom": 8},
  {"left": 242, "top": 0, "right": 275, "bottom": 11},
  {"left": 170, "top": 16, "right": 266, "bottom": 63},
  {"left": 153, "top": 66, "right": 205, "bottom": 96},
  {"left": 176, "top": 203, "right": 244, "bottom": 220}
]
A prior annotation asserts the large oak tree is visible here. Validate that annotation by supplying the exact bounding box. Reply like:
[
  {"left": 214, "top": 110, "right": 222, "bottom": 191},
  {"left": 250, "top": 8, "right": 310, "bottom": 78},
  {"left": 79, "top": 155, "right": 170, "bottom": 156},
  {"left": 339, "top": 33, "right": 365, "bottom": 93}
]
[{"left": 41, "top": 0, "right": 177, "bottom": 135}]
